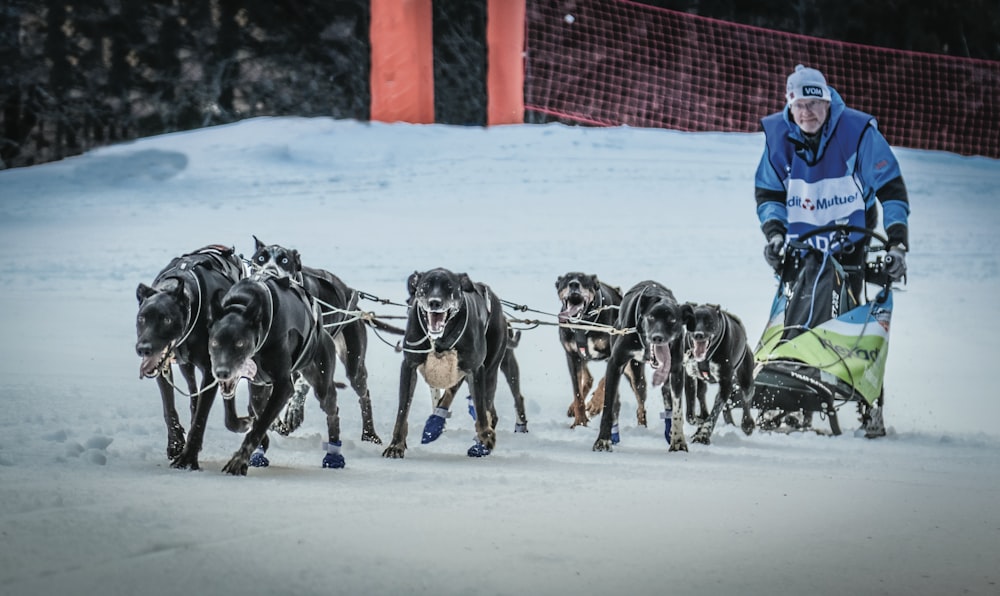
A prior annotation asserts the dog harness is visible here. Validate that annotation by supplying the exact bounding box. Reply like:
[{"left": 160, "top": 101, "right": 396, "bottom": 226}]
[{"left": 153, "top": 245, "right": 244, "bottom": 350}]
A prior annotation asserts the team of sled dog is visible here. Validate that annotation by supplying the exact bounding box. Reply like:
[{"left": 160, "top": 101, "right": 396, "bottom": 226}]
[{"left": 135, "top": 240, "right": 754, "bottom": 475}]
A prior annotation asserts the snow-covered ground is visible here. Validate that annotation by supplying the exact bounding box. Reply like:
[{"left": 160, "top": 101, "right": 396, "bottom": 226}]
[{"left": 1, "top": 118, "right": 999, "bottom": 595}]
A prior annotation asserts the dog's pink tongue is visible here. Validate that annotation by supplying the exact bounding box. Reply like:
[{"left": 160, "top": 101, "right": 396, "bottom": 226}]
[
  {"left": 139, "top": 356, "right": 160, "bottom": 379},
  {"left": 428, "top": 311, "right": 447, "bottom": 334},
  {"left": 692, "top": 339, "right": 709, "bottom": 362},
  {"left": 558, "top": 302, "right": 584, "bottom": 323},
  {"left": 650, "top": 344, "right": 671, "bottom": 387}
]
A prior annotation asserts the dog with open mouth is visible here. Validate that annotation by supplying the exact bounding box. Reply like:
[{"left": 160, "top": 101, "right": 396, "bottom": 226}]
[
  {"left": 245, "top": 236, "right": 404, "bottom": 444},
  {"left": 555, "top": 272, "right": 645, "bottom": 428},
  {"left": 208, "top": 273, "right": 343, "bottom": 475},
  {"left": 593, "top": 280, "right": 689, "bottom": 453},
  {"left": 383, "top": 268, "right": 509, "bottom": 459},
  {"left": 135, "top": 245, "right": 244, "bottom": 469},
  {"left": 681, "top": 303, "right": 756, "bottom": 444}
]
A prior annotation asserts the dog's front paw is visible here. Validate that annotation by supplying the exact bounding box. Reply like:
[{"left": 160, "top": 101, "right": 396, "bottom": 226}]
[
  {"left": 362, "top": 427, "right": 383, "bottom": 445},
  {"left": 741, "top": 415, "right": 755, "bottom": 436},
  {"left": 692, "top": 428, "right": 712, "bottom": 445},
  {"left": 170, "top": 448, "right": 200, "bottom": 471},
  {"left": 222, "top": 456, "right": 249, "bottom": 476},
  {"left": 467, "top": 442, "right": 492, "bottom": 457},
  {"left": 382, "top": 443, "right": 406, "bottom": 459},
  {"left": 166, "top": 427, "right": 186, "bottom": 460},
  {"left": 249, "top": 446, "right": 269, "bottom": 467},
  {"left": 421, "top": 413, "right": 448, "bottom": 444},
  {"left": 322, "top": 453, "right": 346, "bottom": 468},
  {"left": 585, "top": 396, "right": 604, "bottom": 418},
  {"left": 593, "top": 438, "right": 614, "bottom": 452},
  {"left": 668, "top": 437, "right": 689, "bottom": 453},
  {"left": 477, "top": 429, "right": 496, "bottom": 451}
]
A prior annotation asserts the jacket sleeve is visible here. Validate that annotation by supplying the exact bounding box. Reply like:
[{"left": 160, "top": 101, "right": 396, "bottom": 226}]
[
  {"left": 859, "top": 127, "right": 911, "bottom": 248},
  {"left": 754, "top": 145, "right": 787, "bottom": 239}
]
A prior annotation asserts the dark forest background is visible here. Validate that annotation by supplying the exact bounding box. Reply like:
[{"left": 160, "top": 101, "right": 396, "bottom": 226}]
[{"left": 2, "top": 0, "right": 998, "bottom": 169}]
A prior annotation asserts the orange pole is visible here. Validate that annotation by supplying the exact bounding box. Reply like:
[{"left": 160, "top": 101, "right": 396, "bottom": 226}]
[
  {"left": 487, "top": 0, "right": 526, "bottom": 125},
  {"left": 370, "top": 0, "right": 434, "bottom": 124}
]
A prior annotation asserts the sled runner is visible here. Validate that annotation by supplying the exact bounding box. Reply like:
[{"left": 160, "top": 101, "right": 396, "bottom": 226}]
[{"left": 752, "top": 223, "right": 897, "bottom": 436}]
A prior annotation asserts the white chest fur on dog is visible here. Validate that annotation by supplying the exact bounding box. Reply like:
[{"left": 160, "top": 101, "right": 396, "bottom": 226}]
[
  {"left": 419, "top": 349, "right": 464, "bottom": 389},
  {"left": 684, "top": 356, "right": 721, "bottom": 383}
]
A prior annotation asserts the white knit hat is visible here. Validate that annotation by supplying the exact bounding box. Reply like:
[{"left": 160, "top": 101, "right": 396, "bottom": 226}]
[{"left": 786, "top": 64, "right": 831, "bottom": 104}]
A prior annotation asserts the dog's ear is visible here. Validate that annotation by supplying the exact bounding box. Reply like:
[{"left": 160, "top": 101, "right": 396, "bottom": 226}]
[
  {"left": 555, "top": 275, "right": 564, "bottom": 289},
  {"left": 681, "top": 302, "right": 696, "bottom": 329},
  {"left": 406, "top": 271, "right": 421, "bottom": 304},
  {"left": 291, "top": 249, "right": 302, "bottom": 272},
  {"left": 210, "top": 289, "right": 225, "bottom": 321},
  {"left": 243, "top": 295, "right": 263, "bottom": 325},
  {"left": 136, "top": 283, "right": 157, "bottom": 304},
  {"left": 207, "top": 289, "right": 225, "bottom": 323},
  {"left": 253, "top": 235, "right": 265, "bottom": 251},
  {"left": 171, "top": 276, "right": 186, "bottom": 298},
  {"left": 589, "top": 274, "right": 600, "bottom": 287},
  {"left": 458, "top": 273, "right": 475, "bottom": 293}
]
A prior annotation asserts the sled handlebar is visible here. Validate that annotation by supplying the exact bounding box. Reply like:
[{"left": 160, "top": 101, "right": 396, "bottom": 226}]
[
  {"left": 790, "top": 224, "right": 890, "bottom": 253},
  {"left": 780, "top": 223, "right": 894, "bottom": 296}
]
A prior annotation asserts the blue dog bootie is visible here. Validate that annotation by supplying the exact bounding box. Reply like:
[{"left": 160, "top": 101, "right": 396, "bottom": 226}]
[
  {"left": 249, "top": 445, "right": 269, "bottom": 467},
  {"left": 421, "top": 407, "right": 451, "bottom": 444},
  {"left": 661, "top": 409, "right": 673, "bottom": 443},
  {"left": 322, "top": 441, "right": 345, "bottom": 469},
  {"left": 467, "top": 441, "right": 491, "bottom": 458},
  {"left": 611, "top": 423, "right": 620, "bottom": 445},
  {"left": 466, "top": 395, "right": 476, "bottom": 419}
]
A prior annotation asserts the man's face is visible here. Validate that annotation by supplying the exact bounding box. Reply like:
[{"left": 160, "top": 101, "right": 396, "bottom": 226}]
[{"left": 790, "top": 99, "right": 830, "bottom": 135}]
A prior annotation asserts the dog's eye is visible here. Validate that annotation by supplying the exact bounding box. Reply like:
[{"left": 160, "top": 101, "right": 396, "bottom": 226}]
[
  {"left": 163, "top": 317, "right": 172, "bottom": 326},
  {"left": 210, "top": 339, "right": 218, "bottom": 347},
  {"left": 137, "top": 315, "right": 145, "bottom": 324},
  {"left": 236, "top": 340, "right": 244, "bottom": 348},
  {"left": 280, "top": 257, "right": 289, "bottom": 265},
  {"left": 256, "top": 255, "right": 265, "bottom": 263}
]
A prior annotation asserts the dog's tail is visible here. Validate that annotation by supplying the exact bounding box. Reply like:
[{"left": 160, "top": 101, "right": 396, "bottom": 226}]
[{"left": 366, "top": 317, "right": 406, "bottom": 336}]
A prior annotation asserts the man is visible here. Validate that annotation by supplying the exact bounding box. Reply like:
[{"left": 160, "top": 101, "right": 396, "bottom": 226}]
[
  {"left": 755, "top": 64, "right": 910, "bottom": 296},
  {"left": 754, "top": 65, "right": 911, "bottom": 438}
]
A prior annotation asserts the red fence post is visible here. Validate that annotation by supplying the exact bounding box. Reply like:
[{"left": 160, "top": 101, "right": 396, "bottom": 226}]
[
  {"left": 487, "top": 0, "right": 526, "bottom": 125},
  {"left": 370, "top": 0, "right": 435, "bottom": 124}
]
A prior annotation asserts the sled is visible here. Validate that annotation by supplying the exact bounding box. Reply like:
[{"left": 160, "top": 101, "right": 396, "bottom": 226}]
[{"left": 752, "top": 223, "right": 897, "bottom": 436}]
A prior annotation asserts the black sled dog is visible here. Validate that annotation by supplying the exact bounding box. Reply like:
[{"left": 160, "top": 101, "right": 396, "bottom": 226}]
[
  {"left": 135, "top": 245, "right": 244, "bottom": 470},
  {"left": 681, "top": 303, "right": 755, "bottom": 444},
  {"left": 246, "top": 237, "right": 404, "bottom": 443},
  {"left": 209, "top": 273, "right": 343, "bottom": 475},
  {"left": 383, "top": 268, "right": 509, "bottom": 458},
  {"left": 594, "top": 281, "right": 689, "bottom": 453}
]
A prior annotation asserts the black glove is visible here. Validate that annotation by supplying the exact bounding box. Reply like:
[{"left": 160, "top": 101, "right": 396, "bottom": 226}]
[
  {"left": 885, "top": 244, "right": 907, "bottom": 281},
  {"left": 763, "top": 234, "right": 785, "bottom": 269}
]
